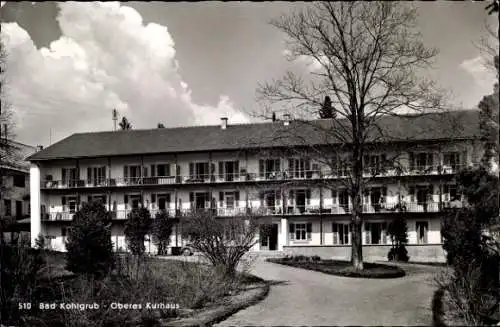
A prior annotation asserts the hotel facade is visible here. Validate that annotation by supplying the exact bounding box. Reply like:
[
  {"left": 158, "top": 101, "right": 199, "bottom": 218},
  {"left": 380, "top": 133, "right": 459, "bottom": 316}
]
[{"left": 28, "top": 110, "right": 482, "bottom": 262}]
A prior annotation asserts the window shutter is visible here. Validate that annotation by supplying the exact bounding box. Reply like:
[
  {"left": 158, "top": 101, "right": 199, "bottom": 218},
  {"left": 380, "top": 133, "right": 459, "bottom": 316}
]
[
  {"left": 306, "top": 223, "right": 312, "bottom": 240},
  {"left": 306, "top": 189, "right": 311, "bottom": 205},
  {"left": 219, "top": 192, "right": 224, "bottom": 207},
  {"left": 409, "top": 186, "right": 415, "bottom": 202},
  {"left": 77, "top": 195, "right": 81, "bottom": 205},
  {"left": 289, "top": 190, "right": 295, "bottom": 205},
  {"left": 189, "top": 163, "right": 194, "bottom": 178},
  {"left": 88, "top": 195, "right": 92, "bottom": 203},
  {"left": 235, "top": 191, "right": 240, "bottom": 202},
  {"left": 124, "top": 194, "right": 128, "bottom": 204},
  {"left": 364, "top": 222, "right": 370, "bottom": 244},
  {"left": 189, "top": 192, "right": 194, "bottom": 203},
  {"left": 275, "top": 159, "right": 281, "bottom": 172},
  {"left": 151, "top": 194, "right": 156, "bottom": 203},
  {"left": 234, "top": 161, "right": 239, "bottom": 173},
  {"left": 428, "top": 153, "right": 434, "bottom": 167},
  {"left": 124, "top": 166, "right": 128, "bottom": 179},
  {"left": 381, "top": 223, "right": 387, "bottom": 244},
  {"left": 62, "top": 168, "right": 66, "bottom": 182},
  {"left": 87, "top": 168, "right": 92, "bottom": 184},
  {"left": 276, "top": 190, "right": 281, "bottom": 205},
  {"left": 289, "top": 223, "right": 295, "bottom": 240},
  {"left": 259, "top": 160, "right": 264, "bottom": 178},
  {"left": 62, "top": 196, "right": 66, "bottom": 206},
  {"left": 332, "top": 223, "right": 338, "bottom": 244},
  {"left": 151, "top": 164, "right": 156, "bottom": 176},
  {"left": 289, "top": 158, "right": 295, "bottom": 175},
  {"left": 143, "top": 167, "right": 148, "bottom": 177},
  {"left": 409, "top": 152, "right": 414, "bottom": 171},
  {"left": 305, "top": 160, "right": 311, "bottom": 172},
  {"left": 219, "top": 162, "right": 224, "bottom": 179},
  {"left": 381, "top": 154, "right": 387, "bottom": 169},
  {"left": 102, "top": 166, "right": 106, "bottom": 179}
]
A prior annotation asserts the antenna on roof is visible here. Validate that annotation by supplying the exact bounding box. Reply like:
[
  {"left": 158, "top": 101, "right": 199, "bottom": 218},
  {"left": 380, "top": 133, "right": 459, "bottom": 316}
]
[{"left": 112, "top": 109, "right": 118, "bottom": 131}]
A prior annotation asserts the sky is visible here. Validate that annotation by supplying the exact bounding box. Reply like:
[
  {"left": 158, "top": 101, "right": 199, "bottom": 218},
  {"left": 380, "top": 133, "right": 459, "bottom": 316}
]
[{"left": 0, "top": 1, "right": 498, "bottom": 147}]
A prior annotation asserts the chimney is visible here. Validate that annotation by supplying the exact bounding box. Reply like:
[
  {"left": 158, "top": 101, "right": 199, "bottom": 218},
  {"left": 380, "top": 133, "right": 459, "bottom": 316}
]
[
  {"left": 220, "top": 117, "right": 228, "bottom": 130},
  {"left": 36, "top": 145, "right": 44, "bottom": 152},
  {"left": 283, "top": 114, "right": 291, "bottom": 126}
]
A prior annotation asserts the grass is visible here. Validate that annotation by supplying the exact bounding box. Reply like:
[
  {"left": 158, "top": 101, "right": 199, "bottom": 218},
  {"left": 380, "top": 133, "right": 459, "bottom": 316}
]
[
  {"left": 267, "top": 255, "right": 405, "bottom": 278},
  {"left": 3, "top": 248, "right": 259, "bottom": 327}
]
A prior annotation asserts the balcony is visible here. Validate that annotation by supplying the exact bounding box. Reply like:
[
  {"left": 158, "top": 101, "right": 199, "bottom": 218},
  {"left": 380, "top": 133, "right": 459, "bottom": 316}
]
[{"left": 41, "top": 212, "right": 75, "bottom": 221}]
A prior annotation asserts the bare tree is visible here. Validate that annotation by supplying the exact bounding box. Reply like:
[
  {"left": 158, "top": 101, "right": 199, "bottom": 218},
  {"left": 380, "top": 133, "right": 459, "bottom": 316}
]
[
  {"left": 257, "top": 2, "right": 445, "bottom": 270},
  {"left": 180, "top": 211, "right": 261, "bottom": 277}
]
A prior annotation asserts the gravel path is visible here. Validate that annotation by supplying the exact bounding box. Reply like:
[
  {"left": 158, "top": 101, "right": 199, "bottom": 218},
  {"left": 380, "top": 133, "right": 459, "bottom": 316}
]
[{"left": 215, "top": 258, "right": 443, "bottom": 326}]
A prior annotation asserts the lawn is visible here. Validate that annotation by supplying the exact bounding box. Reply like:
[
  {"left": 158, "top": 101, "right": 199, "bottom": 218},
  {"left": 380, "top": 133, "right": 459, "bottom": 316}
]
[
  {"left": 267, "top": 255, "right": 405, "bottom": 278},
  {"left": 3, "top": 247, "right": 262, "bottom": 327}
]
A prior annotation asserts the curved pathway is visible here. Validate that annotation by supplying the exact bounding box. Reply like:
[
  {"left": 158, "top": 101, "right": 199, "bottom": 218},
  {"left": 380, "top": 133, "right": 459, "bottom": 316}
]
[{"left": 216, "top": 258, "right": 444, "bottom": 326}]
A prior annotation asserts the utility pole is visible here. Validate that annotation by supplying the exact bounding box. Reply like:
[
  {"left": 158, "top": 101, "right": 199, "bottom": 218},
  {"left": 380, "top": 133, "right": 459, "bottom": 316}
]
[{"left": 112, "top": 109, "right": 118, "bottom": 131}]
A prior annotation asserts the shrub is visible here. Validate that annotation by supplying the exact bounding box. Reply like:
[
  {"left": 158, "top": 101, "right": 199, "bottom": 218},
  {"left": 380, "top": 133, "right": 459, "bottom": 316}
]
[
  {"left": 181, "top": 211, "right": 260, "bottom": 277},
  {"left": 387, "top": 215, "right": 410, "bottom": 262},
  {"left": 440, "top": 167, "right": 500, "bottom": 325},
  {"left": 0, "top": 245, "right": 46, "bottom": 325},
  {"left": 124, "top": 207, "right": 152, "bottom": 256},
  {"left": 151, "top": 210, "right": 177, "bottom": 255},
  {"left": 311, "top": 255, "right": 321, "bottom": 262},
  {"left": 34, "top": 233, "right": 46, "bottom": 250},
  {"left": 65, "top": 201, "right": 114, "bottom": 277}
]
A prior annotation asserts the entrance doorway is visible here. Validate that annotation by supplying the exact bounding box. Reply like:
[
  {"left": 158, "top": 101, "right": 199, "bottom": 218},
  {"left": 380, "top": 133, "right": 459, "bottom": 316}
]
[{"left": 260, "top": 224, "right": 278, "bottom": 251}]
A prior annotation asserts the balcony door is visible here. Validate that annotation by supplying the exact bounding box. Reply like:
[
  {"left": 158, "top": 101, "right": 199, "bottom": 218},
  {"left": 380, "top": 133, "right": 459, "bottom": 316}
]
[{"left": 62, "top": 168, "right": 78, "bottom": 187}]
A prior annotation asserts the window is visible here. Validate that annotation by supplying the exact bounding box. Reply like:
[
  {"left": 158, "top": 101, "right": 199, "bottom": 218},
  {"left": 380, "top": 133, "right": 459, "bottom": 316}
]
[
  {"left": 87, "top": 166, "right": 106, "bottom": 186},
  {"left": 67, "top": 197, "right": 77, "bottom": 213},
  {"left": 189, "top": 162, "right": 209, "bottom": 180},
  {"left": 13, "top": 174, "right": 25, "bottom": 188},
  {"left": 288, "top": 158, "right": 311, "bottom": 178},
  {"left": 364, "top": 222, "right": 387, "bottom": 245},
  {"left": 87, "top": 194, "right": 106, "bottom": 205},
  {"left": 412, "top": 153, "right": 433, "bottom": 171},
  {"left": 190, "top": 192, "right": 210, "bottom": 209},
  {"left": 363, "top": 154, "right": 386, "bottom": 175},
  {"left": 333, "top": 223, "right": 351, "bottom": 245},
  {"left": 61, "top": 168, "right": 78, "bottom": 186},
  {"left": 443, "top": 152, "right": 460, "bottom": 171},
  {"left": 259, "top": 159, "right": 281, "bottom": 179},
  {"left": 260, "top": 190, "right": 281, "bottom": 213},
  {"left": 289, "top": 189, "right": 311, "bottom": 213},
  {"left": 16, "top": 201, "right": 22, "bottom": 218},
  {"left": 219, "top": 161, "right": 239, "bottom": 181},
  {"left": 124, "top": 165, "right": 141, "bottom": 184},
  {"left": 151, "top": 164, "right": 170, "bottom": 177},
  {"left": 4, "top": 199, "right": 11, "bottom": 216},
  {"left": 416, "top": 221, "right": 429, "bottom": 244},
  {"left": 443, "top": 184, "right": 458, "bottom": 202},
  {"left": 289, "top": 223, "right": 312, "bottom": 241},
  {"left": 155, "top": 193, "right": 171, "bottom": 211}
]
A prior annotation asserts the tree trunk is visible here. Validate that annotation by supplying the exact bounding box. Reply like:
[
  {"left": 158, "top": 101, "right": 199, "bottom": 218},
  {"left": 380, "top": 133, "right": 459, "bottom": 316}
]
[{"left": 351, "top": 146, "right": 364, "bottom": 270}]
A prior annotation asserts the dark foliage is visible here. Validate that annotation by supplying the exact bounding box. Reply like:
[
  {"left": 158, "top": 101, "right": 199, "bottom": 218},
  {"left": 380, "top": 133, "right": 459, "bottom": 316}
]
[
  {"left": 319, "top": 96, "right": 335, "bottom": 119},
  {"left": 441, "top": 167, "right": 500, "bottom": 325},
  {"left": 0, "top": 245, "right": 45, "bottom": 324},
  {"left": 65, "top": 201, "right": 114, "bottom": 277},
  {"left": 387, "top": 216, "right": 410, "bottom": 262},
  {"left": 151, "top": 210, "right": 177, "bottom": 255},
  {"left": 124, "top": 207, "right": 152, "bottom": 256}
]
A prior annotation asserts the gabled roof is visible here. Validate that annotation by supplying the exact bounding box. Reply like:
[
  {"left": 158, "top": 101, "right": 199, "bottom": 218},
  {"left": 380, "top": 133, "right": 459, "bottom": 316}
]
[
  {"left": 27, "top": 110, "right": 480, "bottom": 161},
  {"left": 1, "top": 140, "right": 37, "bottom": 172}
]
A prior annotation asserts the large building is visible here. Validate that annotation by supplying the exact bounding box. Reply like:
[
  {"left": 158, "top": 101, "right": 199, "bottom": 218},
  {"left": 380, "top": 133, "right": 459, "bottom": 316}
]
[
  {"left": 1, "top": 139, "right": 37, "bottom": 244},
  {"left": 27, "top": 110, "right": 482, "bottom": 261}
]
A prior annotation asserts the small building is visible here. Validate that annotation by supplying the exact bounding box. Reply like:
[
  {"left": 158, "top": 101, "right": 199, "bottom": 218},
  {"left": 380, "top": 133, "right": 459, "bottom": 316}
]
[{"left": 1, "top": 139, "right": 37, "bottom": 244}]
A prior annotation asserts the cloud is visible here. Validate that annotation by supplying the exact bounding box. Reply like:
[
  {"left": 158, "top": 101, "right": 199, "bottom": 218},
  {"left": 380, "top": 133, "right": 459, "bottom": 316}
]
[
  {"left": 282, "top": 49, "right": 326, "bottom": 72},
  {"left": 1, "top": 2, "right": 248, "bottom": 146},
  {"left": 459, "top": 55, "right": 497, "bottom": 92}
]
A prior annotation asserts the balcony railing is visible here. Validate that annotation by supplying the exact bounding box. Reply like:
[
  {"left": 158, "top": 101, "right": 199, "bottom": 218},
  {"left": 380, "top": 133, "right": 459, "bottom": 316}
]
[
  {"left": 40, "top": 200, "right": 460, "bottom": 222},
  {"left": 41, "top": 164, "right": 469, "bottom": 190}
]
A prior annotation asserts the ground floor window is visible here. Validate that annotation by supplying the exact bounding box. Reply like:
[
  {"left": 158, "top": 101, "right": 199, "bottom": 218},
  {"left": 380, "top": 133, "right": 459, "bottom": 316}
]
[
  {"left": 416, "top": 221, "right": 429, "bottom": 244},
  {"left": 289, "top": 223, "right": 312, "bottom": 241},
  {"left": 333, "top": 223, "right": 351, "bottom": 245},
  {"left": 364, "top": 222, "right": 387, "bottom": 245}
]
